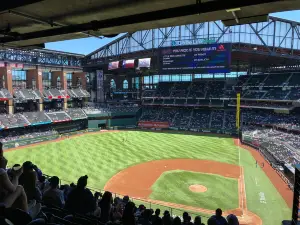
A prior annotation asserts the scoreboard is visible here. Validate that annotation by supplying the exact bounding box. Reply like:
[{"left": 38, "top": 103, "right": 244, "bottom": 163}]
[{"left": 158, "top": 43, "right": 231, "bottom": 74}]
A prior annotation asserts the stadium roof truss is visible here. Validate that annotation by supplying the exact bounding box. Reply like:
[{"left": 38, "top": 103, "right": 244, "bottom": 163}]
[
  {"left": 1, "top": 0, "right": 300, "bottom": 47},
  {"left": 0, "top": 48, "right": 84, "bottom": 68},
  {"left": 84, "top": 16, "right": 300, "bottom": 67}
]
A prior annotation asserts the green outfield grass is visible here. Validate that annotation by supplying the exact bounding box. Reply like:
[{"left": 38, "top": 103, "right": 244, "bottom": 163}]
[
  {"left": 4, "top": 131, "right": 291, "bottom": 224},
  {"left": 238, "top": 146, "right": 291, "bottom": 225},
  {"left": 150, "top": 170, "right": 239, "bottom": 210}
]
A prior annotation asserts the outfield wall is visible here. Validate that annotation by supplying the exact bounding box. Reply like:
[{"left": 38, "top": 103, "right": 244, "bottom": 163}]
[{"left": 3, "top": 135, "right": 59, "bottom": 149}]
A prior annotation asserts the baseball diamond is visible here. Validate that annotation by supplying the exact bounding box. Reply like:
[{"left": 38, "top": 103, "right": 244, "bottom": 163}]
[{"left": 4, "top": 130, "right": 292, "bottom": 225}]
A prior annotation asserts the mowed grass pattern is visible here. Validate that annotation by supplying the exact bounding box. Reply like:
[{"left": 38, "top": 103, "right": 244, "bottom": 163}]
[
  {"left": 150, "top": 170, "right": 239, "bottom": 210},
  {"left": 5, "top": 131, "right": 238, "bottom": 189},
  {"left": 4, "top": 131, "right": 291, "bottom": 224}
]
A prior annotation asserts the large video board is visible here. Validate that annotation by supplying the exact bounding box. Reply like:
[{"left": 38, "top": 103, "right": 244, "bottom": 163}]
[{"left": 158, "top": 43, "right": 231, "bottom": 74}]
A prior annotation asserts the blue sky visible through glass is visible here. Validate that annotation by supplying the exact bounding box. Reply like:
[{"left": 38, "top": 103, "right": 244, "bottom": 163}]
[{"left": 45, "top": 10, "right": 300, "bottom": 55}]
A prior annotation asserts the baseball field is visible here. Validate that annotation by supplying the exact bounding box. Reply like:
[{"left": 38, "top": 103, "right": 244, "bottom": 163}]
[{"left": 4, "top": 130, "right": 292, "bottom": 224}]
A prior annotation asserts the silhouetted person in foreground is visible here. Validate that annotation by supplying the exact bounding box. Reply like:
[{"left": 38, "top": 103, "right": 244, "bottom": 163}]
[
  {"left": 211, "top": 208, "right": 228, "bottom": 225},
  {"left": 65, "top": 175, "right": 96, "bottom": 215},
  {"left": 99, "top": 191, "right": 113, "bottom": 223},
  {"left": 151, "top": 208, "right": 162, "bottom": 225},
  {"left": 162, "top": 210, "right": 172, "bottom": 225},
  {"left": 122, "top": 201, "right": 136, "bottom": 225}
]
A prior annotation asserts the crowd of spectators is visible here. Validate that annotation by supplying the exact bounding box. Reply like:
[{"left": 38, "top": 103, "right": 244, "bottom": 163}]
[
  {"left": 0, "top": 113, "right": 29, "bottom": 129},
  {"left": 0, "top": 128, "right": 57, "bottom": 143},
  {"left": 142, "top": 72, "right": 300, "bottom": 102},
  {"left": 230, "top": 101, "right": 293, "bottom": 109},
  {"left": 83, "top": 105, "right": 140, "bottom": 114},
  {"left": 242, "top": 109, "right": 300, "bottom": 131},
  {"left": 0, "top": 108, "right": 89, "bottom": 128},
  {"left": 68, "top": 88, "right": 90, "bottom": 98},
  {"left": 140, "top": 107, "right": 236, "bottom": 131},
  {"left": 13, "top": 89, "right": 42, "bottom": 100},
  {"left": 0, "top": 88, "right": 13, "bottom": 99},
  {"left": 23, "top": 112, "right": 52, "bottom": 125},
  {"left": 65, "top": 108, "right": 87, "bottom": 120},
  {"left": 242, "top": 126, "right": 300, "bottom": 165},
  {"left": 45, "top": 111, "right": 71, "bottom": 122},
  {"left": 0, "top": 142, "right": 240, "bottom": 225},
  {"left": 210, "top": 111, "right": 224, "bottom": 130},
  {"left": 140, "top": 106, "right": 300, "bottom": 134}
]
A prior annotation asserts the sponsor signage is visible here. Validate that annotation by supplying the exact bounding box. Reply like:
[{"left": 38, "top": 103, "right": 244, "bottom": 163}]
[
  {"left": 138, "top": 121, "right": 169, "bottom": 129},
  {"left": 171, "top": 39, "right": 217, "bottom": 46}
]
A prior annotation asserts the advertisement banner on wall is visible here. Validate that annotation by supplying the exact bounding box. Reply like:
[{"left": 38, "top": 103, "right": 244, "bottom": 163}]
[
  {"left": 96, "top": 70, "right": 104, "bottom": 102},
  {"left": 138, "top": 121, "right": 169, "bottom": 129}
]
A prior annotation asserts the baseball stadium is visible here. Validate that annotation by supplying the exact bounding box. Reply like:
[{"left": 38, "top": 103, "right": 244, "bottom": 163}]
[{"left": 1, "top": 1, "right": 300, "bottom": 225}]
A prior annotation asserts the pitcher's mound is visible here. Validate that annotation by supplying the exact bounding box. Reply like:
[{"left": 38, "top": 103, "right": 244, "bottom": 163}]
[{"left": 189, "top": 184, "right": 207, "bottom": 193}]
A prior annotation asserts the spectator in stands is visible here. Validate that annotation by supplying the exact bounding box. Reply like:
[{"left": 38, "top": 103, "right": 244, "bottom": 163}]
[
  {"left": 0, "top": 142, "right": 3, "bottom": 157},
  {"left": 227, "top": 214, "right": 239, "bottom": 225},
  {"left": 139, "top": 209, "right": 152, "bottom": 225},
  {"left": 194, "top": 216, "right": 203, "bottom": 225},
  {"left": 151, "top": 208, "right": 162, "bottom": 225},
  {"left": 212, "top": 208, "right": 228, "bottom": 225},
  {"left": 123, "top": 195, "right": 130, "bottom": 206},
  {"left": 43, "top": 176, "right": 65, "bottom": 207},
  {"left": 32, "top": 164, "right": 43, "bottom": 181},
  {"left": 207, "top": 217, "right": 217, "bottom": 225},
  {"left": 94, "top": 191, "right": 101, "bottom": 205},
  {"left": 182, "top": 212, "right": 190, "bottom": 225},
  {"left": 0, "top": 156, "right": 28, "bottom": 212},
  {"left": 162, "top": 210, "right": 173, "bottom": 225},
  {"left": 135, "top": 204, "right": 145, "bottom": 217},
  {"left": 60, "top": 184, "right": 71, "bottom": 201},
  {"left": 173, "top": 217, "right": 181, "bottom": 225},
  {"left": 37, "top": 176, "right": 49, "bottom": 194},
  {"left": 122, "top": 201, "right": 136, "bottom": 225},
  {"left": 18, "top": 161, "right": 42, "bottom": 202},
  {"left": 112, "top": 202, "right": 123, "bottom": 222},
  {"left": 65, "top": 175, "right": 96, "bottom": 215},
  {"left": 99, "top": 191, "right": 113, "bottom": 223}
]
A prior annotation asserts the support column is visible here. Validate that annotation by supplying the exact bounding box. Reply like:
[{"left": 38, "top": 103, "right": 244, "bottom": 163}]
[
  {"left": 72, "top": 72, "right": 87, "bottom": 89},
  {"left": 51, "top": 71, "right": 68, "bottom": 110},
  {"left": 27, "top": 68, "right": 43, "bottom": 111},
  {"left": 0, "top": 66, "right": 13, "bottom": 114}
]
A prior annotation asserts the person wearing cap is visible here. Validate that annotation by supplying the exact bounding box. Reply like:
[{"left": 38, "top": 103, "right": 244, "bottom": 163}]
[
  {"left": 43, "top": 176, "right": 65, "bottom": 207},
  {"left": 65, "top": 175, "right": 96, "bottom": 215}
]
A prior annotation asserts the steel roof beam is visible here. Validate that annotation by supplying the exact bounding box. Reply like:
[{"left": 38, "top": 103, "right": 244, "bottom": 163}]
[
  {"left": 0, "top": 0, "right": 280, "bottom": 44},
  {"left": 8, "top": 10, "right": 103, "bottom": 40},
  {"left": 0, "top": 0, "right": 43, "bottom": 12}
]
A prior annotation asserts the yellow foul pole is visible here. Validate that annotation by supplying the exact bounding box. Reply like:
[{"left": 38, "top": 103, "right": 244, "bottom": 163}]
[{"left": 236, "top": 93, "right": 241, "bottom": 130}]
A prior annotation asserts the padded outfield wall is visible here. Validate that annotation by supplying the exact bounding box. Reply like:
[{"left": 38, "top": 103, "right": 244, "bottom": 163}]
[{"left": 86, "top": 111, "right": 138, "bottom": 129}]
